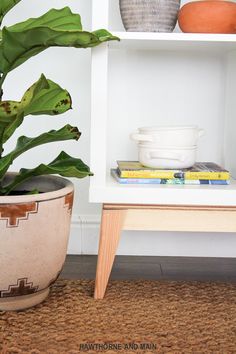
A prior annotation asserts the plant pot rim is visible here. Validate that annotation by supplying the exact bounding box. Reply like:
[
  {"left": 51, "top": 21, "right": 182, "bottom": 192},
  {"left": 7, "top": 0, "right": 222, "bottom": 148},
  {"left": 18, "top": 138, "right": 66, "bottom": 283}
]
[{"left": 0, "top": 173, "right": 73, "bottom": 204}]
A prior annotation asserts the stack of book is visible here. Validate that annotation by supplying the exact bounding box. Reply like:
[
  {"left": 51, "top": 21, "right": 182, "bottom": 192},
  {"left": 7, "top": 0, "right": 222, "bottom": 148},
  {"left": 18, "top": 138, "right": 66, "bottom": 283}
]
[{"left": 111, "top": 161, "right": 230, "bottom": 185}]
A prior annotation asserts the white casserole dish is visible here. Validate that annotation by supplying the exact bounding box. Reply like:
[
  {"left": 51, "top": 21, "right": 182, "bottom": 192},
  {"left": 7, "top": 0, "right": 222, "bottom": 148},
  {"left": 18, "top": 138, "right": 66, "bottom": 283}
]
[
  {"left": 138, "top": 144, "right": 197, "bottom": 169},
  {"left": 130, "top": 125, "right": 204, "bottom": 147}
]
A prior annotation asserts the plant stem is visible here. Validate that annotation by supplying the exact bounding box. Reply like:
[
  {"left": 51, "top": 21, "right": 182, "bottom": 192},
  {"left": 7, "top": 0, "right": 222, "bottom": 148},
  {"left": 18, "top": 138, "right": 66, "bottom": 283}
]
[
  {"left": 0, "top": 73, "right": 6, "bottom": 98},
  {"left": 0, "top": 129, "right": 4, "bottom": 191},
  {"left": 0, "top": 128, "right": 4, "bottom": 156},
  {"left": 0, "top": 76, "right": 5, "bottom": 191},
  {"left": 0, "top": 73, "right": 6, "bottom": 158},
  {"left": 0, "top": 91, "right": 3, "bottom": 159}
]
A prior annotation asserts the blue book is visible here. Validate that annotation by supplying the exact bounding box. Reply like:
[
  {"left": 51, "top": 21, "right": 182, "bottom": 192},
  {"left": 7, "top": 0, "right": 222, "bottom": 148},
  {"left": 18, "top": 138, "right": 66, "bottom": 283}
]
[{"left": 111, "top": 169, "right": 230, "bottom": 185}]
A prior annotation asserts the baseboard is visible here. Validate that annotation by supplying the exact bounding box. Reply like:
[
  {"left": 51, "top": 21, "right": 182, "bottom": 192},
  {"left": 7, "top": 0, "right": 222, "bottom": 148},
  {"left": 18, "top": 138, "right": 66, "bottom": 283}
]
[
  {"left": 67, "top": 214, "right": 100, "bottom": 255},
  {"left": 68, "top": 214, "right": 236, "bottom": 257}
]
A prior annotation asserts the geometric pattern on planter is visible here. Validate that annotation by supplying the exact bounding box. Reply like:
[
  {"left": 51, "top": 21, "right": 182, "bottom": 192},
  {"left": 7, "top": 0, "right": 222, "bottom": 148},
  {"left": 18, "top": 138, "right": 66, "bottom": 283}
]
[
  {"left": 0, "top": 202, "right": 38, "bottom": 228},
  {"left": 0, "top": 278, "right": 39, "bottom": 298},
  {"left": 64, "top": 192, "right": 74, "bottom": 214}
]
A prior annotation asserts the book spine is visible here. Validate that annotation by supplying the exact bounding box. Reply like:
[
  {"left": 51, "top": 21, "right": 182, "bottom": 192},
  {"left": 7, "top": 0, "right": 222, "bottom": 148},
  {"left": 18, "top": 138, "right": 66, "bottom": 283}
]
[
  {"left": 115, "top": 178, "right": 229, "bottom": 185},
  {"left": 120, "top": 171, "right": 230, "bottom": 180},
  {"left": 117, "top": 178, "right": 163, "bottom": 184},
  {"left": 184, "top": 172, "right": 230, "bottom": 180},
  {"left": 120, "top": 171, "right": 177, "bottom": 179},
  {"left": 184, "top": 180, "right": 229, "bottom": 185}
]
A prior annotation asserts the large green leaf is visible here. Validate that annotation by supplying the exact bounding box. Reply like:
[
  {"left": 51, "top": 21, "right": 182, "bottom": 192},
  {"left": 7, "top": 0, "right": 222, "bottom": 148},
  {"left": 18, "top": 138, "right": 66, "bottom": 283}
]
[
  {"left": 1, "top": 151, "right": 92, "bottom": 195},
  {"left": 2, "top": 112, "right": 23, "bottom": 144},
  {"left": 0, "top": 100, "right": 21, "bottom": 156},
  {"left": 0, "top": 0, "right": 22, "bottom": 26},
  {"left": 0, "top": 74, "right": 72, "bottom": 143},
  {"left": 0, "top": 7, "right": 119, "bottom": 75},
  {"left": 0, "top": 100, "right": 20, "bottom": 126},
  {"left": 20, "top": 74, "right": 72, "bottom": 116},
  {"left": 0, "top": 124, "right": 81, "bottom": 179}
]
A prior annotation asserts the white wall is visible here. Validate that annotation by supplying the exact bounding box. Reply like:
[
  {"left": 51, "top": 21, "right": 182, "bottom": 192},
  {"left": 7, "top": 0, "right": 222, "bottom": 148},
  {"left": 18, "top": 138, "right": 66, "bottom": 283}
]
[{"left": 4, "top": 1, "right": 236, "bottom": 257}]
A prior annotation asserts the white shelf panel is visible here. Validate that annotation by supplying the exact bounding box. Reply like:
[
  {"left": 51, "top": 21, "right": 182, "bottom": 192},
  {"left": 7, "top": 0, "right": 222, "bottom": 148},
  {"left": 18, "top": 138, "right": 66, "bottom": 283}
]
[
  {"left": 109, "top": 32, "right": 236, "bottom": 52},
  {"left": 89, "top": 176, "right": 236, "bottom": 206}
]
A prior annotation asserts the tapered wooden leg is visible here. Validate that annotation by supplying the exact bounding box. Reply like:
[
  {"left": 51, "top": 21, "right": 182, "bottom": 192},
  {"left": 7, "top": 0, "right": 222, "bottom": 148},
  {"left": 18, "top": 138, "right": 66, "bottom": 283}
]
[{"left": 94, "top": 206, "right": 125, "bottom": 299}]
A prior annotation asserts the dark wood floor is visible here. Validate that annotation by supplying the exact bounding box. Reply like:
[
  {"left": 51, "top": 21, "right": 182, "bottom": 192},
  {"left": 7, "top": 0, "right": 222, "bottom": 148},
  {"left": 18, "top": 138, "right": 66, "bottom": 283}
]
[{"left": 61, "top": 255, "right": 236, "bottom": 282}]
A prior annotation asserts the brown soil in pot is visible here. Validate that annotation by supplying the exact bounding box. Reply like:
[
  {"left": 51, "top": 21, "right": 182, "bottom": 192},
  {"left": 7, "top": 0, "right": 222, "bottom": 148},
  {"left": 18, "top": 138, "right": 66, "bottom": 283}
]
[{"left": 178, "top": 0, "right": 236, "bottom": 34}]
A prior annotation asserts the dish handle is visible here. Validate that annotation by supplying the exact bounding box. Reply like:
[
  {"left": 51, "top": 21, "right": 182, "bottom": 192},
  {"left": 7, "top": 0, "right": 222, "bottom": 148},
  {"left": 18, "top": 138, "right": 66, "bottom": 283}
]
[
  {"left": 130, "top": 132, "right": 153, "bottom": 142},
  {"left": 149, "top": 151, "right": 185, "bottom": 162}
]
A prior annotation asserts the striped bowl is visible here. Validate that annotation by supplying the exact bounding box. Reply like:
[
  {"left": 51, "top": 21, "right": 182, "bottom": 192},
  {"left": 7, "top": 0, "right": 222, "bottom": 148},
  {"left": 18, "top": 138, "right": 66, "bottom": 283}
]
[{"left": 119, "top": 0, "right": 181, "bottom": 32}]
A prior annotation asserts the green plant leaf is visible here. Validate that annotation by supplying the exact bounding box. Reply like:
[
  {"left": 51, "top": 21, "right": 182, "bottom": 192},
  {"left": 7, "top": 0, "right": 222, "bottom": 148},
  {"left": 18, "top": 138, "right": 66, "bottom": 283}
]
[
  {"left": 1, "top": 151, "right": 92, "bottom": 195},
  {"left": 0, "top": 100, "right": 20, "bottom": 126},
  {"left": 0, "top": 0, "right": 22, "bottom": 26},
  {"left": 2, "top": 112, "right": 23, "bottom": 144},
  {"left": 20, "top": 74, "right": 72, "bottom": 116},
  {"left": 0, "top": 124, "right": 81, "bottom": 179},
  {"left": 91, "top": 29, "right": 118, "bottom": 44},
  {"left": 0, "top": 74, "right": 72, "bottom": 143},
  {"left": 0, "top": 100, "right": 21, "bottom": 154},
  {"left": 0, "top": 7, "right": 119, "bottom": 75}
]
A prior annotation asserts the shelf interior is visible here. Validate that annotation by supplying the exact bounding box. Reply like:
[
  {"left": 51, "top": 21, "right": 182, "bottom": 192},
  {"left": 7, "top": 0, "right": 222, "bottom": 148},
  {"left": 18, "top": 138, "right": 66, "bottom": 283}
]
[{"left": 106, "top": 47, "right": 226, "bottom": 171}]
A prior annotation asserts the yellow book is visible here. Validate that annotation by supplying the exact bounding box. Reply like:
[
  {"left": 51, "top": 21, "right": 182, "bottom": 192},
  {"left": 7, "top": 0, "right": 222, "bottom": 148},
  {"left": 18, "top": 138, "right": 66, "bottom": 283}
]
[{"left": 117, "top": 161, "right": 230, "bottom": 180}]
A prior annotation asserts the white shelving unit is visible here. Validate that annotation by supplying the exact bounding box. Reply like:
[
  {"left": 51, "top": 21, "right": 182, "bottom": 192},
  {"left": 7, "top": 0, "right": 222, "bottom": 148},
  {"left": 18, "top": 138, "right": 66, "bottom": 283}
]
[
  {"left": 90, "top": 0, "right": 236, "bottom": 207},
  {"left": 91, "top": 0, "right": 236, "bottom": 299}
]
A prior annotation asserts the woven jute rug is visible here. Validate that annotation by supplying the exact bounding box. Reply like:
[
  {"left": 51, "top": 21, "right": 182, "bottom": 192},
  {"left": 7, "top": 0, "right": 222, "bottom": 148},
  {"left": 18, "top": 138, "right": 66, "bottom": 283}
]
[{"left": 1, "top": 279, "right": 236, "bottom": 354}]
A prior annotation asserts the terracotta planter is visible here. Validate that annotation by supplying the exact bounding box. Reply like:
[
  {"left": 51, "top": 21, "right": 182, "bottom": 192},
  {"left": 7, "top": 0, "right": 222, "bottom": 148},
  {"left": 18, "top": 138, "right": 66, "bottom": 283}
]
[
  {"left": 119, "top": 0, "right": 180, "bottom": 32},
  {"left": 178, "top": 0, "right": 236, "bottom": 34},
  {"left": 0, "top": 174, "right": 74, "bottom": 311}
]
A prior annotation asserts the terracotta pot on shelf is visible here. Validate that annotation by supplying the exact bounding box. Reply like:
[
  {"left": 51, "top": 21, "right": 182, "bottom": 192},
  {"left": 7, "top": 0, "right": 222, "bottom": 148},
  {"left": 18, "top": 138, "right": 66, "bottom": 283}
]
[{"left": 178, "top": 0, "right": 236, "bottom": 34}]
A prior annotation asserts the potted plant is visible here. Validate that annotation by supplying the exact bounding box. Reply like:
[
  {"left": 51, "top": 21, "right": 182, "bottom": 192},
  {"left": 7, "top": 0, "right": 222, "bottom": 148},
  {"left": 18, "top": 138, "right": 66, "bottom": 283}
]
[{"left": 0, "top": 1, "right": 118, "bottom": 311}]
